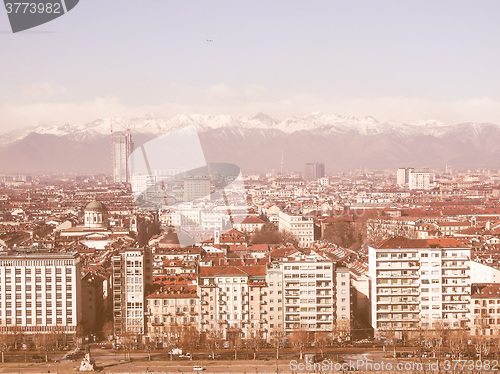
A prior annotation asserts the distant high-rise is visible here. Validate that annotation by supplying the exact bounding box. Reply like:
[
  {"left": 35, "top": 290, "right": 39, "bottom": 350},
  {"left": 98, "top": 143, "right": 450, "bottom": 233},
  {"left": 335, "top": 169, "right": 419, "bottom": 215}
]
[
  {"left": 397, "top": 167, "right": 413, "bottom": 187},
  {"left": 183, "top": 177, "right": 211, "bottom": 201},
  {"left": 112, "top": 133, "right": 133, "bottom": 183},
  {"left": 304, "top": 162, "right": 325, "bottom": 181}
]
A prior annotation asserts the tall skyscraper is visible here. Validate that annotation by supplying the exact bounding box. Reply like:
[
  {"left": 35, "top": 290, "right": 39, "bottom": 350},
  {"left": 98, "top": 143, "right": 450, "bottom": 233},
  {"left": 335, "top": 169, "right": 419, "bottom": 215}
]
[
  {"left": 304, "top": 162, "right": 325, "bottom": 181},
  {"left": 112, "top": 133, "right": 133, "bottom": 183}
]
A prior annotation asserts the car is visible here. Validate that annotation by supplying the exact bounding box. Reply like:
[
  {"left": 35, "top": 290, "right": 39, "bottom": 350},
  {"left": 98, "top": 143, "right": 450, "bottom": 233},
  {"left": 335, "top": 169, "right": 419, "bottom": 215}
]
[
  {"left": 208, "top": 353, "right": 220, "bottom": 359},
  {"left": 193, "top": 366, "right": 205, "bottom": 371},
  {"left": 179, "top": 353, "right": 192, "bottom": 359}
]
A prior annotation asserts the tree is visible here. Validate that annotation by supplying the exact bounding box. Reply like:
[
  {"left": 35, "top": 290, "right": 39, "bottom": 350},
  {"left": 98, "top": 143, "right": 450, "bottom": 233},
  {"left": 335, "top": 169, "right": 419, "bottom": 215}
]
[
  {"left": 249, "top": 222, "right": 299, "bottom": 247},
  {"left": 120, "top": 331, "right": 137, "bottom": 361},
  {"left": 314, "top": 331, "right": 330, "bottom": 359},
  {"left": 102, "top": 320, "right": 114, "bottom": 341},
  {"left": 0, "top": 333, "right": 14, "bottom": 363},
  {"left": 250, "top": 223, "right": 282, "bottom": 245},
  {"left": 332, "top": 319, "right": 351, "bottom": 346},
  {"left": 206, "top": 328, "right": 224, "bottom": 360},
  {"left": 323, "top": 220, "right": 356, "bottom": 248},
  {"left": 228, "top": 329, "right": 243, "bottom": 360},
  {"left": 144, "top": 336, "right": 156, "bottom": 361},
  {"left": 246, "top": 326, "right": 265, "bottom": 360},
  {"left": 33, "top": 332, "right": 58, "bottom": 362},
  {"left": 448, "top": 327, "right": 468, "bottom": 359},
  {"left": 180, "top": 325, "right": 199, "bottom": 360},
  {"left": 290, "top": 329, "right": 310, "bottom": 360},
  {"left": 270, "top": 328, "right": 286, "bottom": 360}
]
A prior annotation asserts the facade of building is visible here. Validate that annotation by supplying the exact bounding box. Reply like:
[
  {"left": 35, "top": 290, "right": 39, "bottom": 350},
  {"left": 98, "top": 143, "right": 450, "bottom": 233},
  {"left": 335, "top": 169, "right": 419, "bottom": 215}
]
[
  {"left": 397, "top": 167, "right": 413, "bottom": 187},
  {"left": 146, "top": 285, "right": 199, "bottom": 346},
  {"left": 113, "top": 133, "right": 133, "bottom": 183},
  {"left": 183, "top": 177, "right": 211, "bottom": 202},
  {"left": 81, "top": 272, "right": 105, "bottom": 334},
  {"left": 83, "top": 200, "right": 109, "bottom": 229},
  {"left": 198, "top": 265, "right": 268, "bottom": 340},
  {"left": 409, "top": 171, "right": 431, "bottom": 190},
  {"left": 304, "top": 163, "right": 325, "bottom": 182},
  {"left": 0, "top": 252, "right": 82, "bottom": 339},
  {"left": 369, "top": 237, "right": 471, "bottom": 339},
  {"left": 470, "top": 283, "right": 500, "bottom": 338},
  {"left": 281, "top": 258, "right": 336, "bottom": 333},
  {"left": 112, "top": 249, "right": 152, "bottom": 337},
  {"left": 278, "top": 211, "right": 315, "bottom": 247}
]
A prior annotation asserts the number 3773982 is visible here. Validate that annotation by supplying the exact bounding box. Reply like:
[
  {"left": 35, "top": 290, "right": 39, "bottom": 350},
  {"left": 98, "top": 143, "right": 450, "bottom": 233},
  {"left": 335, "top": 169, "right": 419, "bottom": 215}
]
[{"left": 5, "top": 2, "right": 62, "bottom": 14}]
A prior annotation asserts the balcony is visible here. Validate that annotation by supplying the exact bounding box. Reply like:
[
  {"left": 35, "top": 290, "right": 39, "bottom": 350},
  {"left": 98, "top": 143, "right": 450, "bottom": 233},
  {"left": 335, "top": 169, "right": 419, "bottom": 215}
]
[{"left": 442, "top": 273, "right": 468, "bottom": 278}]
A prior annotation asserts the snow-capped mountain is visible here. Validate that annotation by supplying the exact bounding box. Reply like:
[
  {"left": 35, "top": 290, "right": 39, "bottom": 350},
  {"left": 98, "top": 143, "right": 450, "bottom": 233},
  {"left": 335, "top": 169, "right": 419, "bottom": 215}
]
[
  {"left": 1, "top": 112, "right": 499, "bottom": 146},
  {"left": 1, "top": 113, "right": 500, "bottom": 173}
]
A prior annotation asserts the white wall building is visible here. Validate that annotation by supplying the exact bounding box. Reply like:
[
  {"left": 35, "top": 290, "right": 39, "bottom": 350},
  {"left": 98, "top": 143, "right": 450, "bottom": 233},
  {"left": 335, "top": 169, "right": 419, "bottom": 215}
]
[
  {"left": 112, "top": 249, "right": 152, "bottom": 337},
  {"left": 409, "top": 171, "right": 431, "bottom": 190},
  {"left": 278, "top": 211, "right": 314, "bottom": 247},
  {"left": 369, "top": 238, "right": 471, "bottom": 339},
  {"left": 0, "top": 252, "right": 82, "bottom": 338}
]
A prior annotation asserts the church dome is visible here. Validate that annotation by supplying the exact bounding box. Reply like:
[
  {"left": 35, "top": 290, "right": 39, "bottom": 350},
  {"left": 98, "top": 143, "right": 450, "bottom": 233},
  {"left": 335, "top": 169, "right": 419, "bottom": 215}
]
[
  {"left": 84, "top": 200, "right": 108, "bottom": 229},
  {"left": 85, "top": 200, "right": 107, "bottom": 212}
]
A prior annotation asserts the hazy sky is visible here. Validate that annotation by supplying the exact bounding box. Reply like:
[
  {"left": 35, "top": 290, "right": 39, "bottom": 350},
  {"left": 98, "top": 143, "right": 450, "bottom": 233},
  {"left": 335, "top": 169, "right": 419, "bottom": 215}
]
[{"left": 1, "top": 0, "right": 500, "bottom": 132}]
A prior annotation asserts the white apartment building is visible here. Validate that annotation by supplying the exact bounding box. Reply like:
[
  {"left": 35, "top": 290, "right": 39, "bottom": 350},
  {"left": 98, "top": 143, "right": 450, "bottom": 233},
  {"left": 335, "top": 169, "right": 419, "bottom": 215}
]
[
  {"left": 266, "top": 264, "right": 284, "bottom": 332},
  {"left": 183, "top": 177, "right": 211, "bottom": 202},
  {"left": 409, "top": 171, "right": 431, "bottom": 190},
  {"left": 396, "top": 167, "right": 413, "bottom": 187},
  {"left": 0, "top": 252, "right": 82, "bottom": 339},
  {"left": 112, "top": 249, "right": 152, "bottom": 337},
  {"left": 369, "top": 237, "right": 471, "bottom": 339},
  {"left": 278, "top": 211, "right": 315, "bottom": 247},
  {"left": 280, "top": 251, "right": 336, "bottom": 333}
]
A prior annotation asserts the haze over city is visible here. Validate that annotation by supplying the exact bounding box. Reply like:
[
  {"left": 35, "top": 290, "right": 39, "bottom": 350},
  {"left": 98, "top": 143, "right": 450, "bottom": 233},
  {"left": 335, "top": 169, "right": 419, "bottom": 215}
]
[
  {"left": 2, "top": 1, "right": 500, "bottom": 373},
  {"left": 1, "top": 0, "right": 500, "bottom": 132}
]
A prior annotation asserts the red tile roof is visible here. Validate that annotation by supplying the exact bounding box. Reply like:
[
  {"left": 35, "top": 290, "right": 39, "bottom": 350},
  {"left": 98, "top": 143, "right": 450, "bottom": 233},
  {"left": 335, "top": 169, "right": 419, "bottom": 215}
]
[{"left": 375, "top": 236, "right": 468, "bottom": 249}]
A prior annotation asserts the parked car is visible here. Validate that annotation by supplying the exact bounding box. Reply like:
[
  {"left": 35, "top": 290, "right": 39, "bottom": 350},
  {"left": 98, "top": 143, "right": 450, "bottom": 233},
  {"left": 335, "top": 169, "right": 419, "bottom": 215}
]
[{"left": 179, "top": 353, "right": 192, "bottom": 359}]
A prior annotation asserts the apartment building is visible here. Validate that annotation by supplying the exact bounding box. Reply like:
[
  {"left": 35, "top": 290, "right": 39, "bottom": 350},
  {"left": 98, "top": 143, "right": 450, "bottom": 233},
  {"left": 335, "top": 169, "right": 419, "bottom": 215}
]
[
  {"left": 278, "top": 211, "right": 315, "bottom": 247},
  {"left": 146, "top": 285, "right": 199, "bottom": 346},
  {"left": 112, "top": 249, "right": 152, "bottom": 337},
  {"left": 369, "top": 237, "right": 471, "bottom": 339},
  {"left": 198, "top": 265, "right": 268, "bottom": 340},
  {"left": 278, "top": 250, "right": 337, "bottom": 334},
  {"left": 470, "top": 283, "right": 500, "bottom": 338},
  {"left": 0, "top": 252, "right": 81, "bottom": 339},
  {"left": 409, "top": 172, "right": 431, "bottom": 190}
]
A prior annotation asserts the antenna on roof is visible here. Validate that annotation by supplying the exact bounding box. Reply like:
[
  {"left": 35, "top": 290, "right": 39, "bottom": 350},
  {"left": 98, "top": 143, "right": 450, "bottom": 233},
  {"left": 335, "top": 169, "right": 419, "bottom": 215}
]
[{"left": 280, "top": 150, "right": 285, "bottom": 176}]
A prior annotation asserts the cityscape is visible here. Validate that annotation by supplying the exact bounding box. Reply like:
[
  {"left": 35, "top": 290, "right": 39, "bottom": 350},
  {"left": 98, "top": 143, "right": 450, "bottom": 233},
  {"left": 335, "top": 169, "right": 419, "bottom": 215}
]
[
  {"left": 1, "top": 129, "right": 500, "bottom": 372},
  {"left": 2, "top": 1, "right": 500, "bottom": 373}
]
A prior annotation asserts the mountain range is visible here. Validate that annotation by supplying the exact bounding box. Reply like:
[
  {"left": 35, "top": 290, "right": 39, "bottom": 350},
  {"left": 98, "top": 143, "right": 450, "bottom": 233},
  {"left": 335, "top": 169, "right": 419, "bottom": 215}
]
[{"left": 1, "top": 113, "right": 500, "bottom": 174}]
